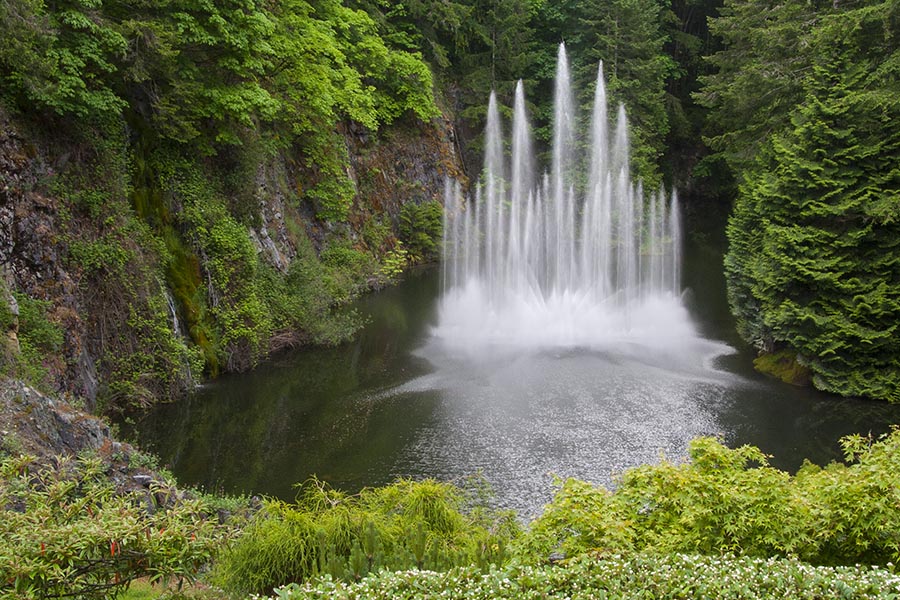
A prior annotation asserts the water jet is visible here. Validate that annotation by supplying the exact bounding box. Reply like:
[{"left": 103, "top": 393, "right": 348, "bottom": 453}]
[{"left": 437, "top": 44, "right": 690, "bottom": 352}]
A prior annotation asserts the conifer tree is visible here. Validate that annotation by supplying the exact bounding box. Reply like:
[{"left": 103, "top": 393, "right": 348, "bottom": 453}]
[{"left": 724, "top": 1, "right": 900, "bottom": 400}]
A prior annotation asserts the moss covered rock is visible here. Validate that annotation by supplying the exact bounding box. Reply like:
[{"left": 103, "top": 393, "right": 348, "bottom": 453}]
[{"left": 753, "top": 349, "right": 812, "bottom": 387}]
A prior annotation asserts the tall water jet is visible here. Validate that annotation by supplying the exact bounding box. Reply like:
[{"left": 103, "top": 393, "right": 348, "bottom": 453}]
[{"left": 438, "top": 44, "right": 692, "bottom": 351}]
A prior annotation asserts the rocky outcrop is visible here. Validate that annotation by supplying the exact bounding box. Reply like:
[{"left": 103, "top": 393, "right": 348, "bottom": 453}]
[
  {"left": 0, "top": 377, "right": 212, "bottom": 511},
  {"left": 0, "top": 378, "right": 120, "bottom": 459},
  {"left": 345, "top": 114, "right": 466, "bottom": 223},
  {"left": 0, "top": 112, "right": 95, "bottom": 402},
  {"left": 0, "top": 104, "right": 465, "bottom": 411},
  {"left": 245, "top": 114, "right": 465, "bottom": 273}
]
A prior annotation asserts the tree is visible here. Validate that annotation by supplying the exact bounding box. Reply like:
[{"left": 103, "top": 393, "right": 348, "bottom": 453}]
[
  {"left": 724, "top": 1, "right": 900, "bottom": 400},
  {"left": 697, "top": 0, "right": 831, "bottom": 174},
  {"left": 0, "top": 0, "right": 126, "bottom": 119},
  {"left": 661, "top": 0, "right": 722, "bottom": 188},
  {"left": 572, "top": 0, "right": 674, "bottom": 183}
]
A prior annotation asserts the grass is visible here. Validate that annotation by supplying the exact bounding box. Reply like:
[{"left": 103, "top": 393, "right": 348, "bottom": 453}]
[{"left": 119, "top": 579, "right": 226, "bottom": 600}]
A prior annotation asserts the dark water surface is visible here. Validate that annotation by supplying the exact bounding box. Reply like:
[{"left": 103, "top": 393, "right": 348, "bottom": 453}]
[{"left": 124, "top": 241, "right": 900, "bottom": 517}]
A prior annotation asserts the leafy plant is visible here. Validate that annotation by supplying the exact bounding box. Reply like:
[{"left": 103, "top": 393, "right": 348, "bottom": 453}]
[
  {"left": 517, "top": 429, "right": 900, "bottom": 567},
  {"left": 0, "top": 453, "right": 225, "bottom": 599},
  {"left": 1, "top": 292, "right": 65, "bottom": 389},
  {"left": 380, "top": 241, "right": 410, "bottom": 281},
  {"left": 212, "top": 477, "right": 519, "bottom": 595},
  {"left": 398, "top": 200, "right": 443, "bottom": 262}
]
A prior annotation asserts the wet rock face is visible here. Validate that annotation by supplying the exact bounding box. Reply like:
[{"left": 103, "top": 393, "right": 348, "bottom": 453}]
[
  {"left": 0, "top": 103, "right": 466, "bottom": 410},
  {"left": 345, "top": 114, "right": 466, "bottom": 225},
  {"left": 0, "top": 379, "right": 114, "bottom": 458},
  {"left": 247, "top": 115, "right": 465, "bottom": 271},
  {"left": 0, "top": 378, "right": 192, "bottom": 509},
  {"left": 0, "top": 113, "right": 92, "bottom": 404}
]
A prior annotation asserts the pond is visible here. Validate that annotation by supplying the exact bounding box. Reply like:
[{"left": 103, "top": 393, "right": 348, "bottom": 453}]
[{"left": 122, "top": 238, "right": 900, "bottom": 517}]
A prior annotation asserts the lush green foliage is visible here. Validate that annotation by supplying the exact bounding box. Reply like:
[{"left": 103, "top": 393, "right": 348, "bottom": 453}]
[
  {"left": 213, "top": 477, "right": 519, "bottom": 595},
  {"left": 0, "top": 0, "right": 449, "bottom": 406},
  {"left": 214, "top": 430, "right": 900, "bottom": 596},
  {"left": 398, "top": 200, "right": 443, "bottom": 262},
  {"left": 354, "top": 0, "right": 677, "bottom": 182},
  {"left": 561, "top": 0, "right": 675, "bottom": 183},
  {"left": 4, "top": 0, "right": 895, "bottom": 407},
  {"left": 0, "top": 453, "right": 224, "bottom": 599},
  {"left": 0, "top": 0, "right": 127, "bottom": 119},
  {"left": 518, "top": 430, "right": 900, "bottom": 566},
  {"left": 0, "top": 0, "right": 441, "bottom": 225},
  {"left": 249, "top": 430, "right": 900, "bottom": 598},
  {"left": 717, "top": 0, "right": 900, "bottom": 400},
  {"left": 268, "top": 553, "right": 900, "bottom": 599},
  {"left": 47, "top": 135, "right": 203, "bottom": 409},
  {"left": 9, "top": 431, "right": 900, "bottom": 598},
  {"left": 696, "top": 0, "right": 825, "bottom": 174},
  {"left": 148, "top": 150, "right": 371, "bottom": 371},
  {"left": 379, "top": 241, "right": 411, "bottom": 281},
  {"left": 0, "top": 0, "right": 438, "bottom": 144},
  {"left": 2, "top": 292, "right": 64, "bottom": 389}
]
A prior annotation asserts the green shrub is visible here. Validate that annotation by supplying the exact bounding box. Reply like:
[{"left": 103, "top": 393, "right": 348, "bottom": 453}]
[
  {"left": 319, "top": 240, "right": 377, "bottom": 303},
  {"left": 267, "top": 553, "right": 900, "bottom": 599},
  {"left": 3, "top": 292, "right": 65, "bottom": 389},
  {"left": 212, "top": 477, "right": 519, "bottom": 596},
  {"left": 380, "top": 242, "right": 410, "bottom": 282},
  {"left": 398, "top": 200, "right": 443, "bottom": 262},
  {"left": 360, "top": 216, "right": 393, "bottom": 257},
  {"left": 517, "top": 429, "right": 900, "bottom": 567},
  {"left": 0, "top": 453, "right": 224, "bottom": 599},
  {"left": 13, "top": 292, "right": 64, "bottom": 356},
  {"left": 257, "top": 236, "right": 363, "bottom": 347}
]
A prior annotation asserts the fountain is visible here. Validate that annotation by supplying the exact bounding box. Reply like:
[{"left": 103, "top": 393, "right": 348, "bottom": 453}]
[{"left": 436, "top": 44, "right": 694, "bottom": 352}]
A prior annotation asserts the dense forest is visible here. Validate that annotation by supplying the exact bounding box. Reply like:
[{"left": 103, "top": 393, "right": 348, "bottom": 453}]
[{"left": 0, "top": 0, "right": 898, "bottom": 409}]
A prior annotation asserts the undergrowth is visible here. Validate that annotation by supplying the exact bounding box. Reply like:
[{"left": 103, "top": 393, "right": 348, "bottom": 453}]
[
  {"left": 5, "top": 431, "right": 900, "bottom": 598},
  {"left": 212, "top": 477, "right": 519, "bottom": 596},
  {"left": 0, "top": 453, "right": 227, "bottom": 599},
  {"left": 226, "top": 429, "right": 900, "bottom": 597},
  {"left": 516, "top": 431, "right": 900, "bottom": 566}
]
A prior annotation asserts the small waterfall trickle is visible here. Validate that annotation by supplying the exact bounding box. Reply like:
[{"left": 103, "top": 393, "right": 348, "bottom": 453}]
[
  {"left": 164, "top": 289, "right": 183, "bottom": 338},
  {"left": 437, "top": 43, "right": 692, "bottom": 350}
]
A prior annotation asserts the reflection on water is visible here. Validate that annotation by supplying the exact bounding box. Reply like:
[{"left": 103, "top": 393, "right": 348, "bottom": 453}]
[{"left": 124, "top": 251, "right": 900, "bottom": 517}]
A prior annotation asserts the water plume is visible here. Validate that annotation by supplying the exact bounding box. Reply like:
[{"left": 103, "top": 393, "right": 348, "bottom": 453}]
[{"left": 437, "top": 44, "right": 692, "bottom": 353}]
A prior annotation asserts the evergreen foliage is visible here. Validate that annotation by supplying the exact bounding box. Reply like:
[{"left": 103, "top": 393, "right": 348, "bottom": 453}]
[
  {"left": 398, "top": 200, "right": 443, "bottom": 262},
  {"left": 3, "top": 0, "right": 895, "bottom": 405},
  {"left": 719, "top": 0, "right": 900, "bottom": 400},
  {"left": 697, "top": 0, "right": 828, "bottom": 174},
  {"left": 568, "top": 0, "right": 675, "bottom": 182}
]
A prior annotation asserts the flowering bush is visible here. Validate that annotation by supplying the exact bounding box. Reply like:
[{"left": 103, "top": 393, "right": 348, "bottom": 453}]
[
  {"left": 0, "top": 454, "right": 224, "bottom": 599},
  {"left": 266, "top": 553, "right": 900, "bottom": 599}
]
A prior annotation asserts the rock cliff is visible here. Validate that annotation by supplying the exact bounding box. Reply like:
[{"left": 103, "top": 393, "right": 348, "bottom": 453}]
[{"left": 0, "top": 106, "right": 463, "bottom": 411}]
